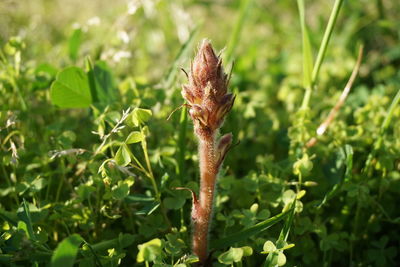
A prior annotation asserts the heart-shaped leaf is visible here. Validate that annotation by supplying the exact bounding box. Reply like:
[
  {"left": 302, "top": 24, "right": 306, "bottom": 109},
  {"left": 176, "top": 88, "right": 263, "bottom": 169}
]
[{"left": 50, "top": 67, "right": 91, "bottom": 108}]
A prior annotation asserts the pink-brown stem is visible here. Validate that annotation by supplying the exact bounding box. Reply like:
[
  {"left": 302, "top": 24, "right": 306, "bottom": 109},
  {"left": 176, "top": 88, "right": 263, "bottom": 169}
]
[
  {"left": 192, "top": 134, "right": 218, "bottom": 263},
  {"left": 180, "top": 40, "right": 234, "bottom": 264}
]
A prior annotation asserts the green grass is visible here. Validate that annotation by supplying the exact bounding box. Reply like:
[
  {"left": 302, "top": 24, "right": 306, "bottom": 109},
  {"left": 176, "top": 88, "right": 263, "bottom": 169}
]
[{"left": 1, "top": 0, "right": 400, "bottom": 266}]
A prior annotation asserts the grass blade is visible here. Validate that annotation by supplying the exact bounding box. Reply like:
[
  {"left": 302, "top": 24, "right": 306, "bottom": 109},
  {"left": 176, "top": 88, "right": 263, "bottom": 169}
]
[
  {"left": 311, "top": 0, "right": 344, "bottom": 84},
  {"left": 264, "top": 201, "right": 296, "bottom": 266},
  {"left": 317, "top": 145, "right": 353, "bottom": 209},
  {"left": 18, "top": 199, "right": 36, "bottom": 241},
  {"left": 277, "top": 200, "right": 296, "bottom": 243},
  {"left": 297, "top": 0, "right": 313, "bottom": 91},
  {"left": 300, "top": 0, "right": 344, "bottom": 110},
  {"left": 380, "top": 88, "right": 400, "bottom": 134},
  {"left": 226, "top": 0, "right": 253, "bottom": 62},
  {"left": 163, "top": 26, "right": 198, "bottom": 90},
  {"left": 210, "top": 210, "right": 290, "bottom": 250}
]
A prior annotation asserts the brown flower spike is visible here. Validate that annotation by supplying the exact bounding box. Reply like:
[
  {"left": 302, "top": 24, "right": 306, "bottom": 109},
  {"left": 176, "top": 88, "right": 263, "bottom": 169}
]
[
  {"left": 183, "top": 40, "right": 235, "bottom": 139},
  {"left": 182, "top": 39, "right": 235, "bottom": 265}
]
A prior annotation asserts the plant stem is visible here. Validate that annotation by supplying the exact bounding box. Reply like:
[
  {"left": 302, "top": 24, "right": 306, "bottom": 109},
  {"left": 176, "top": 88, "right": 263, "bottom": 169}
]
[
  {"left": 55, "top": 158, "right": 66, "bottom": 202},
  {"left": 301, "top": 0, "right": 344, "bottom": 110},
  {"left": 141, "top": 135, "right": 171, "bottom": 229},
  {"left": 193, "top": 134, "right": 218, "bottom": 263},
  {"left": 183, "top": 40, "right": 235, "bottom": 264},
  {"left": 311, "top": 0, "right": 344, "bottom": 84},
  {"left": 376, "top": 0, "right": 385, "bottom": 19}
]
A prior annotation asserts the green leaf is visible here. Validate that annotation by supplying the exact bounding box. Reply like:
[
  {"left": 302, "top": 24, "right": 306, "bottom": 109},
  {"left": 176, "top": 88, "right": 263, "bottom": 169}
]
[
  {"left": 51, "top": 234, "right": 83, "bottom": 267},
  {"left": 164, "top": 196, "right": 186, "bottom": 210},
  {"left": 265, "top": 201, "right": 296, "bottom": 266},
  {"left": 68, "top": 28, "right": 82, "bottom": 61},
  {"left": 218, "top": 247, "right": 244, "bottom": 265},
  {"left": 0, "top": 208, "right": 18, "bottom": 226},
  {"left": 130, "top": 108, "right": 152, "bottom": 126},
  {"left": 164, "top": 233, "right": 186, "bottom": 255},
  {"left": 211, "top": 210, "right": 289, "bottom": 250},
  {"left": 277, "top": 252, "right": 286, "bottom": 266},
  {"left": 30, "top": 178, "right": 47, "bottom": 192},
  {"left": 282, "top": 190, "right": 296, "bottom": 206},
  {"left": 317, "top": 145, "right": 353, "bottom": 209},
  {"left": 263, "top": 241, "right": 276, "bottom": 253},
  {"left": 50, "top": 67, "right": 92, "bottom": 108},
  {"left": 17, "top": 221, "right": 29, "bottom": 237},
  {"left": 112, "top": 181, "right": 130, "bottom": 200},
  {"left": 92, "top": 61, "right": 116, "bottom": 104},
  {"left": 17, "top": 199, "right": 36, "bottom": 241},
  {"left": 86, "top": 57, "right": 98, "bottom": 103},
  {"left": 182, "top": 254, "right": 199, "bottom": 264},
  {"left": 242, "top": 246, "right": 253, "bottom": 257},
  {"left": 136, "top": 238, "right": 162, "bottom": 263},
  {"left": 114, "top": 144, "right": 131, "bottom": 166},
  {"left": 126, "top": 131, "right": 144, "bottom": 144}
]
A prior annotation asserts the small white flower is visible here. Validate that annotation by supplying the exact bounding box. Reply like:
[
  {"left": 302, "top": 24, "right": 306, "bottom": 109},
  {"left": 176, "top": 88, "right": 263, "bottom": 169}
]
[
  {"left": 72, "top": 22, "right": 81, "bottom": 29},
  {"left": 127, "top": 0, "right": 141, "bottom": 15},
  {"left": 87, "top": 16, "right": 101, "bottom": 26},
  {"left": 113, "top": 51, "right": 132, "bottom": 62},
  {"left": 118, "top": 31, "right": 130, "bottom": 44}
]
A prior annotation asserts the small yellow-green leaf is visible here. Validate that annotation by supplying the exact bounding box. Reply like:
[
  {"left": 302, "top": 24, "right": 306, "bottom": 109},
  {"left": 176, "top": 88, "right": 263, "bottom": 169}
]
[
  {"left": 137, "top": 238, "right": 162, "bottom": 263},
  {"left": 126, "top": 131, "right": 144, "bottom": 144},
  {"left": 218, "top": 247, "right": 244, "bottom": 264},
  {"left": 277, "top": 252, "right": 286, "bottom": 266},
  {"left": 282, "top": 243, "right": 295, "bottom": 250},
  {"left": 241, "top": 246, "right": 253, "bottom": 257},
  {"left": 183, "top": 254, "right": 199, "bottom": 264},
  {"left": 131, "top": 108, "right": 152, "bottom": 126},
  {"left": 297, "top": 190, "right": 306, "bottom": 199},
  {"left": 114, "top": 145, "right": 131, "bottom": 166},
  {"left": 263, "top": 241, "right": 276, "bottom": 253},
  {"left": 250, "top": 203, "right": 259, "bottom": 214}
]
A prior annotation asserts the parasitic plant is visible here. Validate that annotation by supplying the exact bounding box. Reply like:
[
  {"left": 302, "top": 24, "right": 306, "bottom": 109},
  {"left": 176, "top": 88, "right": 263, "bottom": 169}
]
[{"left": 181, "top": 39, "right": 235, "bottom": 264}]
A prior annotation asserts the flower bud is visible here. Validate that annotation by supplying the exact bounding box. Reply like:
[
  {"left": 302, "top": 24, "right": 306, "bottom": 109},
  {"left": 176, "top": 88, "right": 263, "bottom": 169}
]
[{"left": 304, "top": 181, "right": 318, "bottom": 187}]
